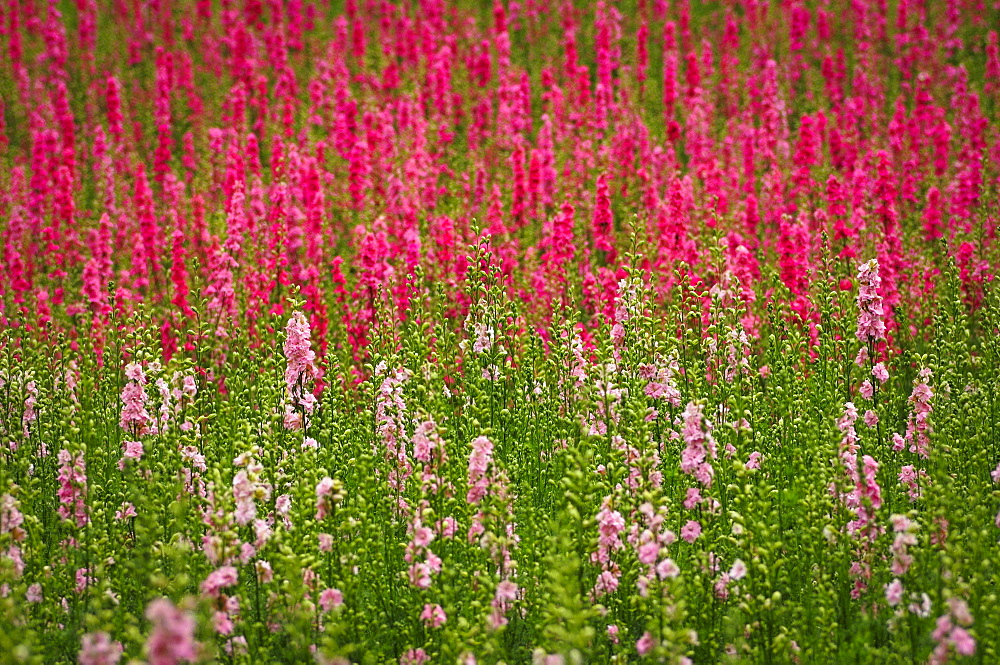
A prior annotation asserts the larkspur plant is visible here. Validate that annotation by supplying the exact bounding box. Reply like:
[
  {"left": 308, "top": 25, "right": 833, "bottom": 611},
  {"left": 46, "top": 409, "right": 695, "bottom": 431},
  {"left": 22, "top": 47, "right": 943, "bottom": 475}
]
[{"left": 1, "top": 0, "right": 1000, "bottom": 663}]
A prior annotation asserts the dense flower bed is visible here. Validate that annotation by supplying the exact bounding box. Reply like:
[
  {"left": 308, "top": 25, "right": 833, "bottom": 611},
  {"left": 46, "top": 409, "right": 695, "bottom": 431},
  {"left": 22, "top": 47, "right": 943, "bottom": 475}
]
[{"left": 2, "top": 0, "right": 1000, "bottom": 662}]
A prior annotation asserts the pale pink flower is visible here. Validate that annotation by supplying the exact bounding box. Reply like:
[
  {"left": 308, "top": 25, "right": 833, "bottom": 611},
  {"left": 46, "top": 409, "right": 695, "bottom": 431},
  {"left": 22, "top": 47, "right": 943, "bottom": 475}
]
[
  {"left": 201, "top": 566, "right": 238, "bottom": 597},
  {"left": 283, "top": 312, "right": 318, "bottom": 398},
  {"left": 319, "top": 588, "right": 344, "bottom": 612},
  {"left": 57, "top": 449, "right": 89, "bottom": 527},
  {"left": 0, "top": 494, "right": 25, "bottom": 541},
  {"left": 412, "top": 524, "right": 435, "bottom": 548},
  {"left": 949, "top": 598, "right": 974, "bottom": 626},
  {"left": 21, "top": 381, "right": 39, "bottom": 439},
  {"left": 412, "top": 421, "right": 439, "bottom": 463},
  {"left": 316, "top": 477, "right": 335, "bottom": 520},
  {"left": 76, "top": 568, "right": 94, "bottom": 592},
  {"left": 439, "top": 516, "right": 457, "bottom": 539},
  {"left": 213, "top": 611, "right": 233, "bottom": 635},
  {"left": 593, "top": 569, "right": 620, "bottom": 597},
  {"left": 120, "top": 364, "right": 152, "bottom": 433},
  {"left": 595, "top": 503, "right": 626, "bottom": 562},
  {"left": 123, "top": 440, "right": 144, "bottom": 459},
  {"left": 471, "top": 322, "right": 495, "bottom": 354},
  {"left": 885, "top": 579, "right": 904, "bottom": 606},
  {"left": 952, "top": 627, "right": 976, "bottom": 656},
  {"left": 495, "top": 580, "right": 518, "bottom": 602},
  {"left": 118, "top": 440, "right": 144, "bottom": 470},
  {"left": 401, "top": 649, "right": 429, "bottom": 665},
  {"left": 115, "top": 502, "right": 136, "bottom": 520},
  {"left": 900, "top": 369, "right": 934, "bottom": 458},
  {"left": 859, "top": 380, "right": 874, "bottom": 400},
  {"left": 898, "top": 464, "right": 927, "bottom": 501},
  {"left": 425, "top": 551, "right": 442, "bottom": 574},
  {"left": 656, "top": 558, "right": 680, "bottom": 579},
  {"left": 679, "top": 402, "right": 717, "bottom": 487},
  {"left": 636, "top": 631, "right": 656, "bottom": 656},
  {"left": 420, "top": 603, "right": 447, "bottom": 628},
  {"left": 729, "top": 559, "right": 747, "bottom": 580},
  {"left": 408, "top": 562, "right": 432, "bottom": 589},
  {"left": 638, "top": 541, "right": 659, "bottom": 565},
  {"left": 79, "top": 631, "right": 123, "bottom": 665},
  {"left": 145, "top": 598, "right": 197, "bottom": 665},
  {"left": 714, "top": 573, "right": 731, "bottom": 599},
  {"left": 255, "top": 561, "right": 273, "bottom": 583},
  {"left": 467, "top": 436, "right": 494, "bottom": 505}
]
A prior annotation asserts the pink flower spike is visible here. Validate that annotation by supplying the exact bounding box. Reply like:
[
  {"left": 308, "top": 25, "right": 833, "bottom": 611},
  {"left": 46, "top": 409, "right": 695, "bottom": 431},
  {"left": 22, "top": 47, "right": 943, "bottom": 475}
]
[
  {"left": 681, "top": 520, "right": 702, "bottom": 543},
  {"left": 201, "top": 566, "right": 238, "bottom": 598}
]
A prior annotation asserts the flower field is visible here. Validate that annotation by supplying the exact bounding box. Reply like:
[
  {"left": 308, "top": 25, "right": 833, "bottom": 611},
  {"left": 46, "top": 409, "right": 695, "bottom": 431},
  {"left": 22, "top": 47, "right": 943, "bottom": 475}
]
[{"left": 2, "top": 0, "right": 1000, "bottom": 662}]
